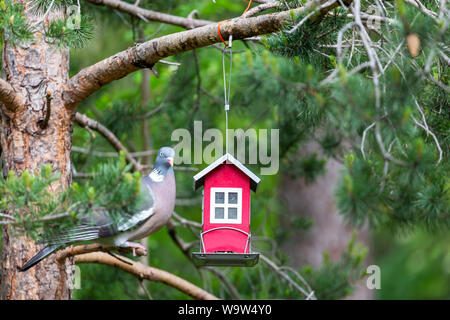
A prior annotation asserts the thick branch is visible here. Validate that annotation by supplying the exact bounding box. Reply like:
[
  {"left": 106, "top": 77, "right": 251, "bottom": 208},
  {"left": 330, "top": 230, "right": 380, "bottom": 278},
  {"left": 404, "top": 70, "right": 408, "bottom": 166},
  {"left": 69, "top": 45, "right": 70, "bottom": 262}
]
[
  {"left": 64, "top": 1, "right": 343, "bottom": 109},
  {"left": 86, "top": 0, "right": 213, "bottom": 28},
  {"left": 74, "top": 112, "right": 142, "bottom": 171},
  {"left": 75, "top": 251, "right": 218, "bottom": 300},
  {"left": 0, "top": 79, "right": 24, "bottom": 112}
]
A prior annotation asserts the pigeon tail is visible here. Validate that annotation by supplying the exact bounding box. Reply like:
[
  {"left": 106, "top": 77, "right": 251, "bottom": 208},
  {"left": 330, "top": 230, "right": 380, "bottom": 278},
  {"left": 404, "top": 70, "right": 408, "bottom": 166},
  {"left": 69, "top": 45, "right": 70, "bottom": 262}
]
[{"left": 19, "top": 244, "right": 61, "bottom": 272}]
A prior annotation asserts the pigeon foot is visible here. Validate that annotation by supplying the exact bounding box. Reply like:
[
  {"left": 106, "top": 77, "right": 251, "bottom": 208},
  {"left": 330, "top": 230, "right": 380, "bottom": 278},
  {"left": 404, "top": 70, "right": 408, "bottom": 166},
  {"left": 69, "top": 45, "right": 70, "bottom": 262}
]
[{"left": 123, "top": 241, "right": 147, "bottom": 257}]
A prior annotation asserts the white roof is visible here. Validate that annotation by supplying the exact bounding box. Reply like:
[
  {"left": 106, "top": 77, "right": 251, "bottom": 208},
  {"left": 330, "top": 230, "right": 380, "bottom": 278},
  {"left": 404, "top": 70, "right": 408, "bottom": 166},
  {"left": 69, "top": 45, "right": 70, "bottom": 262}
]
[{"left": 193, "top": 153, "right": 261, "bottom": 192}]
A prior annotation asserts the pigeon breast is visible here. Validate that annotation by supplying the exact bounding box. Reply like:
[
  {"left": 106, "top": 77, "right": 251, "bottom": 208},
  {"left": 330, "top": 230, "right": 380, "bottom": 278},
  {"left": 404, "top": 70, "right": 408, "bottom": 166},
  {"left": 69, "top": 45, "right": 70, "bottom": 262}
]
[{"left": 127, "top": 172, "right": 176, "bottom": 241}]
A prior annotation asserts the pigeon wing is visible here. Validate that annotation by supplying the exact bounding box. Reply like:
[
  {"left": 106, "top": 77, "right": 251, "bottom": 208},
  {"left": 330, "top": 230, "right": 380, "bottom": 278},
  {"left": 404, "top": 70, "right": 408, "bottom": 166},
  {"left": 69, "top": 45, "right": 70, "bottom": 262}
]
[
  {"left": 116, "top": 177, "right": 156, "bottom": 232},
  {"left": 42, "top": 209, "right": 116, "bottom": 245},
  {"left": 43, "top": 176, "right": 156, "bottom": 246}
]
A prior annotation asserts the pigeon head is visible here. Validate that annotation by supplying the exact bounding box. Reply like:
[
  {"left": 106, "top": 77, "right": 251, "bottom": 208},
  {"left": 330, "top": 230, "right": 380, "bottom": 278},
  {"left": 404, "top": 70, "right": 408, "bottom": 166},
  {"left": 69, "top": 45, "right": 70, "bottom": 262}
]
[{"left": 149, "top": 147, "right": 175, "bottom": 182}]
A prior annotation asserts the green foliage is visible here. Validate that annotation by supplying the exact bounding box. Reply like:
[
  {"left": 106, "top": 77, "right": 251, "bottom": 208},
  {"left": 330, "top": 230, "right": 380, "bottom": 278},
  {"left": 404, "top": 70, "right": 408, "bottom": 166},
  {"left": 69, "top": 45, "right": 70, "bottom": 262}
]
[
  {"left": 74, "top": 263, "right": 142, "bottom": 300},
  {"left": 291, "top": 216, "right": 314, "bottom": 230},
  {"left": 302, "top": 232, "right": 368, "bottom": 299},
  {"left": 263, "top": 8, "right": 347, "bottom": 66},
  {"left": 285, "top": 152, "right": 327, "bottom": 183},
  {"left": 44, "top": 15, "right": 94, "bottom": 49},
  {"left": 0, "top": 0, "right": 94, "bottom": 48},
  {"left": 335, "top": 136, "right": 449, "bottom": 231},
  {"left": 0, "top": 1, "right": 33, "bottom": 45},
  {"left": 100, "top": 101, "right": 145, "bottom": 137},
  {"left": 31, "top": 0, "right": 75, "bottom": 12},
  {"left": 0, "top": 165, "right": 60, "bottom": 239},
  {"left": 264, "top": 21, "right": 319, "bottom": 61},
  {"left": 375, "top": 229, "right": 450, "bottom": 299}
]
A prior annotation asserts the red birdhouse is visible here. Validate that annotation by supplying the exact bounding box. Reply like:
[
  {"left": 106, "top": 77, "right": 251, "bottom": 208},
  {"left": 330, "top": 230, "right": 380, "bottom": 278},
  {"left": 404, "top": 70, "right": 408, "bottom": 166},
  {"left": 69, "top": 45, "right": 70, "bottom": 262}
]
[{"left": 192, "top": 153, "right": 260, "bottom": 267}]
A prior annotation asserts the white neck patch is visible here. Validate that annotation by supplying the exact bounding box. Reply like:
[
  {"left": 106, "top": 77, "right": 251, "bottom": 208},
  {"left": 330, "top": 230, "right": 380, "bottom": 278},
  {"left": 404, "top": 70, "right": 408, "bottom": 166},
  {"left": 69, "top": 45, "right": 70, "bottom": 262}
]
[{"left": 149, "top": 170, "right": 164, "bottom": 182}]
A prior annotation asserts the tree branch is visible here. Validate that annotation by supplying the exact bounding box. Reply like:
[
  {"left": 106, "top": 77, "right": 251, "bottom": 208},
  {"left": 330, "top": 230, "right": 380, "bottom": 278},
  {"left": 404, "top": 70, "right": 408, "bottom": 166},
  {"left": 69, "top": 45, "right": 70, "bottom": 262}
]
[
  {"left": 0, "top": 78, "right": 24, "bottom": 112},
  {"left": 74, "top": 112, "right": 143, "bottom": 171},
  {"left": 72, "top": 145, "right": 156, "bottom": 158},
  {"left": 74, "top": 251, "right": 218, "bottom": 300},
  {"left": 259, "top": 254, "right": 316, "bottom": 299},
  {"left": 166, "top": 219, "right": 198, "bottom": 259},
  {"left": 242, "top": 2, "right": 280, "bottom": 18},
  {"left": 64, "top": 1, "right": 343, "bottom": 109},
  {"left": 56, "top": 243, "right": 148, "bottom": 262},
  {"left": 86, "top": 0, "right": 213, "bottom": 29},
  {"left": 172, "top": 211, "right": 202, "bottom": 228}
]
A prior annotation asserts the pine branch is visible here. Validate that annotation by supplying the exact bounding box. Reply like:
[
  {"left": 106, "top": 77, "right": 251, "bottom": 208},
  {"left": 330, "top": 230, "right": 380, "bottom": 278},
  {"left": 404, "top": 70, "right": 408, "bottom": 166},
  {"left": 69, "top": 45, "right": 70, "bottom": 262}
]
[
  {"left": 64, "top": 1, "right": 348, "bottom": 109},
  {"left": 86, "top": 0, "right": 212, "bottom": 28},
  {"left": 73, "top": 251, "right": 218, "bottom": 300},
  {"left": 74, "top": 112, "right": 142, "bottom": 171},
  {"left": 242, "top": 2, "right": 280, "bottom": 18},
  {"left": 0, "top": 79, "right": 24, "bottom": 112}
]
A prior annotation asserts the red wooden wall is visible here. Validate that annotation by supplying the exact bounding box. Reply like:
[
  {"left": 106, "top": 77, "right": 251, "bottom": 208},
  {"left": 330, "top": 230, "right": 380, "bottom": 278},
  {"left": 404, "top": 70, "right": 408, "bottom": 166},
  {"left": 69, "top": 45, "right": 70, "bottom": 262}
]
[{"left": 202, "top": 163, "right": 251, "bottom": 253}]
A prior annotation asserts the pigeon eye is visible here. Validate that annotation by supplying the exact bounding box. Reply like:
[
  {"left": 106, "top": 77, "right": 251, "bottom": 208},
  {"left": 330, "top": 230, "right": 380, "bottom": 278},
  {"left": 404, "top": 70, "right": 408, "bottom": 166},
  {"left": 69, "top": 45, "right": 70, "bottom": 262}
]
[{"left": 160, "top": 152, "right": 163, "bottom": 157}]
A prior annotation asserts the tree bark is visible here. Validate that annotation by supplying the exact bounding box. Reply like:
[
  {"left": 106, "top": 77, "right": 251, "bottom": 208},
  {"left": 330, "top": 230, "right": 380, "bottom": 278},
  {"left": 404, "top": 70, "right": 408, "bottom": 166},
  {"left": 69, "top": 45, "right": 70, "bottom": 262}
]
[{"left": 0, "top": 3, "right": 74, "bottom": 300}]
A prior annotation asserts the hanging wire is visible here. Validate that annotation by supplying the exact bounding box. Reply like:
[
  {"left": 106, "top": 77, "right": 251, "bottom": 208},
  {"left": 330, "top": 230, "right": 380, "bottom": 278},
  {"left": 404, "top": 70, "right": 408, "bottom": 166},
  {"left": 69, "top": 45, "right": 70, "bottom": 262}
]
[
  {"left": 222, "top": 35, "right": 233, "bottom": 154},
  {"left": 216, "top": 0, "right": 252, "bottom": 153}
]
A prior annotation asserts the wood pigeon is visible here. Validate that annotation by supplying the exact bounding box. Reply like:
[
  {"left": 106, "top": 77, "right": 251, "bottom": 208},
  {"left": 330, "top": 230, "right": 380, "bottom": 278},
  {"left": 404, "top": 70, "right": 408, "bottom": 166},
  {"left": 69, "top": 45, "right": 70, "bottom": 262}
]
[{"left": 19, "top": 146, "right": 176, "bottom": 272}]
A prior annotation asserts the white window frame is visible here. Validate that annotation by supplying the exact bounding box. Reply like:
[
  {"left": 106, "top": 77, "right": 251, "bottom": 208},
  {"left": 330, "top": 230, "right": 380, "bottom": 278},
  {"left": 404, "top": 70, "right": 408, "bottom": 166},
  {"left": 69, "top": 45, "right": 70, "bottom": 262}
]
[{"left": 210, "top": 187, "right": 242, "bottom": 224}]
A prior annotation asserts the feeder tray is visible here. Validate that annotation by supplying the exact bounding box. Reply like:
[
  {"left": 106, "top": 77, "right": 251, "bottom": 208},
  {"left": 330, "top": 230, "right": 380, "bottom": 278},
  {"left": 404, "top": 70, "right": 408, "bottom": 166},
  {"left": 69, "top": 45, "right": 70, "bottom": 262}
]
[{"left": 192, "top": 252, "right": 259, "bottom": 267}]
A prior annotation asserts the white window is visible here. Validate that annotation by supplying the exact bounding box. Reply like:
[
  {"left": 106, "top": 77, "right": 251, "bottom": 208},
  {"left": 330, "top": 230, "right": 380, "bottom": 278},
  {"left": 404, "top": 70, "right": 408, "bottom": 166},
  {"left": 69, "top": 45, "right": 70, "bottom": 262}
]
[{"left": 210, "top": 187, "right": 242, "bottom": 224}]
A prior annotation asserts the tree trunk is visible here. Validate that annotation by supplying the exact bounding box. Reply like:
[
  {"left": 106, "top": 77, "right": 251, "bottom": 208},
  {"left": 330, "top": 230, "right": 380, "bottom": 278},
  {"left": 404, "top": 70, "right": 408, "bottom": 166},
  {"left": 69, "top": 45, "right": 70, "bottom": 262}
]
[
  {"left": 281, "top": 141, "right": 372, "bottom": 299},
  {"left": 0, "top": 3, "right": 74, "bottom": 299}
]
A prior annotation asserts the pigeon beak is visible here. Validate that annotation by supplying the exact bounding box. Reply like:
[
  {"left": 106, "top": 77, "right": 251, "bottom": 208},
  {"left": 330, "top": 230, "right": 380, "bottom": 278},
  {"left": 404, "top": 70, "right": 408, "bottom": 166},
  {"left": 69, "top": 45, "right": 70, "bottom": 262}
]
[{"left": 167, "top": 157, "right": 174, "bottom": 167}]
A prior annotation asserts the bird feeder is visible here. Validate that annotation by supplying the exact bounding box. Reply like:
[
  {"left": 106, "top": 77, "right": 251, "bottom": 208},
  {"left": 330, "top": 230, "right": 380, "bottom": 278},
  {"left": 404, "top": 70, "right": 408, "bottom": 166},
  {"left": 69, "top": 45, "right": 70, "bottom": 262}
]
[{"left": 192, "top": 153, "right": 260, "bottom": 267}]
